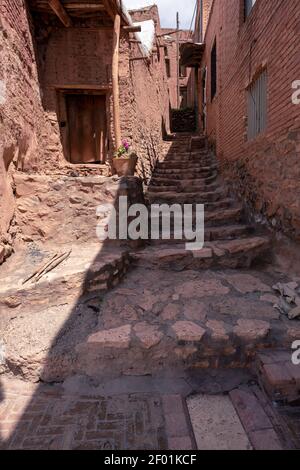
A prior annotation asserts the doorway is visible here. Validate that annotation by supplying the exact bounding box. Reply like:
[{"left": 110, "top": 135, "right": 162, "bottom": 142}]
[{"left": 66, "top": 94, "right": 107, "bottom": 164}]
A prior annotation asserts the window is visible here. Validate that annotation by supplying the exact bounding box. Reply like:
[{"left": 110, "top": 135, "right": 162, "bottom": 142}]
[
  {"left": 244, "top": 0, "right": 257, "bottom": 19},
  {"left": 247, "top": 69, "right": 267, "bottom": 140},
  {"left": 165, "top": 58, "right": 171, "bottom": 78},
  {"left": 180, "top": 61, "right": 187, "bottom": 78},
  {"left": 180, "top": 86, "right": 188, "bottom": 108},
  {"left": 210, "top": 40, "right": 217, "bottom": 101}
]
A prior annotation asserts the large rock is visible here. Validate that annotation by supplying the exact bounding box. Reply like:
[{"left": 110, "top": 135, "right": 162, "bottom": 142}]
[
  {"left": 233, "top": 319, "right": 270, "bottom": 342},
  {"left": 222, "top": 274, "right": 271, "bottom": 294},
  {"left": 206, "top": 320, "right": 229, "bottom": 341},
  {"left": 177, "top": 279, "right": 230, "bottom": 298},
  {"left": 133, "top": 322, "right": 163, "bottom": 349},
  {"left": 87, "top": 325, "right": 131, "bottom": 349},
  {"left": 172, "top": 321, "right": 206, "bottom": 342}
]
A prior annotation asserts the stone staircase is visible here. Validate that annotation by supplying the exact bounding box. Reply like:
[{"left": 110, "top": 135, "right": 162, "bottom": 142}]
[{"left": 133, "top": 133, "right": 270, "bottom": 270}]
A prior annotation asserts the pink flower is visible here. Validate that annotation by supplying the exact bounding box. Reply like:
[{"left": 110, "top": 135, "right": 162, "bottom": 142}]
[{"left": 122, "top": 139, "right": 130, "bottom": 151}]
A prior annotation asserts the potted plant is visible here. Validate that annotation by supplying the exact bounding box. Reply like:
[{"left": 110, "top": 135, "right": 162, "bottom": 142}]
[{"left": 113, "top": 139, "right": 138, "bottom": 177}]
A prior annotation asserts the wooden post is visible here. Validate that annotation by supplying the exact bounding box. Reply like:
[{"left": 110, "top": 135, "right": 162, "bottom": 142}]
[{"left": 112, "top": 14, "right": 121, "bottom": 150}]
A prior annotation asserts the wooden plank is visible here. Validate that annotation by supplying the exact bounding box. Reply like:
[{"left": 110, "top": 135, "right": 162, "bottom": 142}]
[
  {"left": 123, "top": 25, "right": 142, "bottom": 33},
  {"left": 48, "top": 0, "right": 73, "bottom": 27},
  {"left": 112, "top": 14, "right": 121, "bottom": 149}
]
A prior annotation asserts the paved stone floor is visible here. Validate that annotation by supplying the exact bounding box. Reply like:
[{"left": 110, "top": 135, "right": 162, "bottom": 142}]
[{"left": 2, "top": 264, "right": 300, "bottom": 382}]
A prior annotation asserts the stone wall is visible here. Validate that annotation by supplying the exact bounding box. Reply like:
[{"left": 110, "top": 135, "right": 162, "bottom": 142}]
[
  {"left": 200, "top": 0, "right": 300, "bottom": 241},
  {"left": 12, "top": 172, "right": 144, "bottom": 246}
]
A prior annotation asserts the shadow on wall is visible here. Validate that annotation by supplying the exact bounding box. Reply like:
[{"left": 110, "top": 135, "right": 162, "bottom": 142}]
[{"left": 0, "top": 135, "right": 185, "bottom": 450}]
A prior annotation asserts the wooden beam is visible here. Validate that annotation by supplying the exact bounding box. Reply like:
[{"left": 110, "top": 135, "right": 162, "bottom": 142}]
[
  {"left": 49, "top": 0, "right": 73, "bottom": 27},
  {"left": 112, "top": 14, "right": 122, "bottom": 149},
  {"left": 102, "top": 0, "right": 115, "bottom": 20},
  {"left": 123, "top": 25, "right": 142, "bottom": 33}
]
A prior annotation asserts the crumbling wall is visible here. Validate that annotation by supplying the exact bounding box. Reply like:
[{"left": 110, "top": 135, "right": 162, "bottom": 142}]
[{"left": 201, "top": 0, "right": 300, "bottom": 241}]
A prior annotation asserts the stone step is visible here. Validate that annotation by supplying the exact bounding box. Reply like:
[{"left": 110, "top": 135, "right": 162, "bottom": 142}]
[
  {"left": 148, "top": 225, "right": 253, "bottom": 245},
  {"left": 0, "top": 243, "right": 131, "bottom": 314},
  {"left": 146, "top": 187, "right": 228, "bottom": 204},
  {"left": 154, "top": 168, "right": 216, "bottom": 178},
  {"left": 146, "top": 198, "right": 235, "bottom": 214},
  {"left": 149, "top": 173, "right": 218, "bottom": 186},
  {"left": 131, "top": 236, "right": 270, "bottom": 271},
  {"left": 255, "top": 350, "right": 300, "bottom": 404},
  {"left": 2, "top": 299, "right": 284, "bottom": 383},
  {"left": 148, "top": 182, "right": 219, "bottom": 194},
  {"left": 147, "top": 206, "right": 243, "bottom": 230},
  {"left": 160, "top": 154, "right": 215, "bottom": 163},
  {"left": 205, "top": 206, "right": 243, "bottom": 225},
  {"left": 156, "top": 162, "right": 218, "bottom": 171}
]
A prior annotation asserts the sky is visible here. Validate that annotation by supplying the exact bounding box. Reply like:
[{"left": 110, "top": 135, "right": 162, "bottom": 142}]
[{"left": 123, "top": 0, "right": 196, "bottom": 30}]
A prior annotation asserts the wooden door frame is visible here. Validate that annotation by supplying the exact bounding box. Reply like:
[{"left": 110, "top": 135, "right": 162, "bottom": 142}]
[{"left": 55, "top": 86, "right": 111, "bottom": 164}]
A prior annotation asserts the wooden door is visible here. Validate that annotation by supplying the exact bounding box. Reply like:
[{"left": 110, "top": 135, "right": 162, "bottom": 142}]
[{"left": 66, "top": 94, "right": 107, "bottom": 164}]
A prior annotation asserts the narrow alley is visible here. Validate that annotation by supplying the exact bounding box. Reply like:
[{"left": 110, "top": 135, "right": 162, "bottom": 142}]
[{"left": 0, "top": 0, "right": 300, "bottom": 453}]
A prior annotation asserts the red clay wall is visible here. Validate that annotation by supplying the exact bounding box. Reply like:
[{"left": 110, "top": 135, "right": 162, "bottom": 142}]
[
  {"left": 0, "top": 0, "right": 51, "bottom": 261},
  {"left": 0, "top": 1, "right": 171, "bottom": 262},
  {"left": 161, "top": 29, "right": 193, "bottom": 109},
  {"left": 201, "top": 0, "right": 300, "bottom": 241},
  {"left": 34, "top": 6, "right": 170, "bottom": 180}
]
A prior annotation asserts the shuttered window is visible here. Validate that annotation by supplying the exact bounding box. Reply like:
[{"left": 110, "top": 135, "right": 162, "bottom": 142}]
[{"left": 247, "top": 69, "right": 268, "bottom": 140}]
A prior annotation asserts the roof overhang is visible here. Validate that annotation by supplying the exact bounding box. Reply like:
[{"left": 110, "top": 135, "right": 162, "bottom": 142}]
[
  {"left": 180, "top": 42, "right": 205, "bottom": 68},
  {"left": 28, "top": 0, "right": 131, "bottom": 27}
]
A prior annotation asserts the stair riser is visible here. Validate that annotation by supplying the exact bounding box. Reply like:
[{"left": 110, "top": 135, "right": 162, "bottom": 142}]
[
  {"left": 146, "top": 199, "right": 235, "bottom": 211},
  {"left": 147, "top": 212, "right": 243, "bottom": 229},
  {"left": 157, "top": 163, "right": 218, "bottom": 170},
  {"left": 148, "top": 183, "right": 219, "bottom": 194},
  {"left": 149, "top": 175, "right": 218, "bottom": 186},
  {"left": 154, "top": 170, "right": 216, "bottom": 178},
  {"left": 147, "top": 192, "right": 227, "bottom": 204}
]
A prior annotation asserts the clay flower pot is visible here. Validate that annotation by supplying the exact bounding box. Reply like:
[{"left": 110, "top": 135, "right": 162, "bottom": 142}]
[{"left": 113, "top": 153, "right": 138, "bottom": 177}]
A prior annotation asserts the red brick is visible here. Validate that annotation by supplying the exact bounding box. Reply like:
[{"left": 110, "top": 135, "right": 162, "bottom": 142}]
[
  {"left": 249, "top": 429, "right": 283, "bottom": 451},
  {"left": 230, "top": 388, "right": 273, "bottom": 433}
]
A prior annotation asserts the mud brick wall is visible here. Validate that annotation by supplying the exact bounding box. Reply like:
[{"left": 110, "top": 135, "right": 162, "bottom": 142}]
[
  {"left": 121, "top": 6, "right": 171, "bottom": 183},
  {"left": 201, "top": 0, "right": 300, "bottom": 241},
  {"left": 37, "top": 21, "right": 114, "bottom": 169},
  {"left": 0, "top": 0, "right": 51, "bottom": 262},
  {"left": 12, "top": 173, "right": 144, "bottom": 245},
  {"left": 161, "top": 29, "right": 193, "bottom": 109},
  {"left": 0, "top": 1, "right": 171, "bottom": 263}
]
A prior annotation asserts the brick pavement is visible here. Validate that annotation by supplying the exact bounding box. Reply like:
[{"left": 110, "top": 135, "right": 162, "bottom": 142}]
[{"left": 0, "top": 378, "right": 194, "bottom": 450}]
